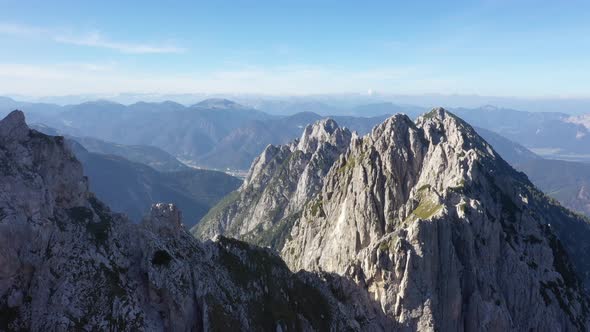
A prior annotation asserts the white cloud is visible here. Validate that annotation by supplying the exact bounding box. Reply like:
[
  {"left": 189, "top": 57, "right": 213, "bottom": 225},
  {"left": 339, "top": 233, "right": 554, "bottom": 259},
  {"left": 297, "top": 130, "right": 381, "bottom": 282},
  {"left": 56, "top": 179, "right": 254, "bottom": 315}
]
[{"left": 0, "top": 22, "right": 185, "bottom": 54}]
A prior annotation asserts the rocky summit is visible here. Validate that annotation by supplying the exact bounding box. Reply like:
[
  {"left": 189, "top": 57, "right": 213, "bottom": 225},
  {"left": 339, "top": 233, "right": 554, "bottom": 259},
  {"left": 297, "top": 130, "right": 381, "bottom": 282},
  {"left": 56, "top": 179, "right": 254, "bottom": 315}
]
[
  {"left": 201, "top": 108, "right": 590, "bottom": 331},
  {"left": 194, "top": 118, "right": 352, "bottom": 250},
  {"left": 0, "top": 110, "right": 393, "bottom": 331}
]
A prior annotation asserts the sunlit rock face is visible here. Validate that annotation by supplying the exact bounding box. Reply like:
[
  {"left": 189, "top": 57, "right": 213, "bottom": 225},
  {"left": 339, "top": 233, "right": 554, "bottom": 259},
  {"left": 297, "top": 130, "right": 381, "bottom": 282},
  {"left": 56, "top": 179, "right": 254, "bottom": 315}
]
[
  {"left": 198, "top": 107, "right": 590, "bottom": 330},
  {"left": 282, "top": 108, "right": 590, "bottom": 330},
  {"left": 194, "top": 118, "right": 352, "bottom": 250}
]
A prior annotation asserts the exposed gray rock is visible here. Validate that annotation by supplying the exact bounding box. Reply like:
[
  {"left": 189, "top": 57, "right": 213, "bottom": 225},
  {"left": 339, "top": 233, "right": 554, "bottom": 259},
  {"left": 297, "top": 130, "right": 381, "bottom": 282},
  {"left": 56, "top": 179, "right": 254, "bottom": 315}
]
[
  {"left": 195, "top": 107, "right": 590, "bottom": 330},
  {"left": 282, "top": 108, "right": 590, "bottom": 330},
  {"left": 0, "top": 110, "right": 392, "bottom": 331},
  {"left": 193, "top": 119, "right": 352, "bottom": 250}
]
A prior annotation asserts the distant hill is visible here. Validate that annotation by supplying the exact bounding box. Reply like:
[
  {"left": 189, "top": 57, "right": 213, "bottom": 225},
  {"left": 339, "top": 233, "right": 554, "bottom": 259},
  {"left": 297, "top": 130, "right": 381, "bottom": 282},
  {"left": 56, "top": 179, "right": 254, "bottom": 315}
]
[
  {"left": 454, "top": 105, "right": 590, "bottom": 160},
  {"left": 474, "top": 126, "right": 541, "bottom": 164},
  {"left": 68, "top": 140, "right": 241, "bottom": 225},
  {"left": 70, "top": 136, "right": 189, "bottom": 172},
  {"left": 476, "top": 126, "right": 590, "bottom": 217},
  {"left": 518, "top": 159, "right": 590, "bottom": 218},
  {"left": 31, "top": 124, "right": 189, "bottom": 172}
]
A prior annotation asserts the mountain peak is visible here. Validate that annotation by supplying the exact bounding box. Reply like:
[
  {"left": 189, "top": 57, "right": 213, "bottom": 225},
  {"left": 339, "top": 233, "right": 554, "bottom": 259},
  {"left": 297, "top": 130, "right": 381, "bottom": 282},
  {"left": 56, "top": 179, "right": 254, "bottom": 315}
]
[
  {"left": 143, "top": 203, "right": 183, "bottom": 235},
  {"left": 0, "top": 110, "right": 29, "bottom": 141},
  {"left": 418, "top": 106, "right": 453, "bottom": 120},
  {"left": 315, "top": 118, "right": 339, "bottom": 133},
  {"left": 280, "top": 109, "right": 590, "bottom": 329},
  {"left": 297, "top": 118, "right": 351, "bottom": 153}
]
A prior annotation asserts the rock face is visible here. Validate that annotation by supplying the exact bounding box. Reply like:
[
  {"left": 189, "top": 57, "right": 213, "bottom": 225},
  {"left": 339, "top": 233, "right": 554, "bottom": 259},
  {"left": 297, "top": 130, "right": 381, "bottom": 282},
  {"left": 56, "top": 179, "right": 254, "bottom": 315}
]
[
  {"left": 282, "top": 109, "right": 590, "bottom": 330},
  {"left": 198, "top": 108, "right": 590, "bottom": 330},
  {"left": 193, "top": 119, "right": 352, "bottom": 250},
  {"left": 0, "top": 111, "right": 391, "bottom": 331}
]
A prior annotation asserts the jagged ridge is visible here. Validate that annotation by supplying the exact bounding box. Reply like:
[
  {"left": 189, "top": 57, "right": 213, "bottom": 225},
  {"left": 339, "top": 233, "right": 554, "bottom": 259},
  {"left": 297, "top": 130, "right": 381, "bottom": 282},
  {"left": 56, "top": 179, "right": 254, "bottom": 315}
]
[
  {"left": 283, "top": 108, "right": 590, "bottom": 330},
  {"left": 0, "top": 110, "right": 391, "bottom": 331},
  {"left": 193, "top": 118, "right": 352, "bottom": 249},
  {"left": 197, "top": 107, "right": 590, "bottom": 330}
]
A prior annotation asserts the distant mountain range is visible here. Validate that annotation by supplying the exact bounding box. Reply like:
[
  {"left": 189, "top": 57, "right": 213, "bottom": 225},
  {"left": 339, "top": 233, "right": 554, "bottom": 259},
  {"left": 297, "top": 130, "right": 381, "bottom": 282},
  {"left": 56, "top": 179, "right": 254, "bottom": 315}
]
[
  {"left": 30, "top": 124, "right": 241, "bottom": 225},
  {"left": 9, "top": 93, "right": 590, "bottom": 114},
  {"left": 8, "top": 96, "right": 590, "bottom": 220},
  {"left": 6, "top": 95, "right": 590, "bottom": 220},
  {"left": 475, "top": 126, "right": 590, "bottom": 217},
  {"left": 2, "top": 97, "right": 397, "bottom": 170},
  {"left": 32, "top": 124, "right": 189, "bottom": 172},
  {"left": 453, "top": 105, "right": 590, "bottom": 162},
  {"left": 68, "top": 140, "right": 241, "bottom": 225},
  {"left": 5, "top": 96, "right": 590, "bottom": 168}
]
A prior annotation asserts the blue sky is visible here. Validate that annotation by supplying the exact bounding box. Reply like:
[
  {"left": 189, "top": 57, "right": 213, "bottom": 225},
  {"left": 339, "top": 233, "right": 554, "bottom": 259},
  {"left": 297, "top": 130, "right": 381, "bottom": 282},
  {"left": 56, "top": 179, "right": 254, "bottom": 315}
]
[{"left": 0, "top": 0, "right": 589, "bottom": 97}]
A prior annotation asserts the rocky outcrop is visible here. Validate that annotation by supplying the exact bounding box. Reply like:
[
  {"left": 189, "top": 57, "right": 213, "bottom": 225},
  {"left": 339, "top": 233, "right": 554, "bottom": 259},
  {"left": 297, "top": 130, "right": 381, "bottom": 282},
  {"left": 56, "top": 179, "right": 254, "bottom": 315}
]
[
  {"left": 281, "top": 108, "right": 590, "bottom": 330},
  {"left": 194, "top": 108, "right": 590, "bottom": 330},
  {"left": 193, "top": 119, "right": 352, "bottom": 250},
  {"left": 0, "top": 111, "right": 391, "bottom": 331}
]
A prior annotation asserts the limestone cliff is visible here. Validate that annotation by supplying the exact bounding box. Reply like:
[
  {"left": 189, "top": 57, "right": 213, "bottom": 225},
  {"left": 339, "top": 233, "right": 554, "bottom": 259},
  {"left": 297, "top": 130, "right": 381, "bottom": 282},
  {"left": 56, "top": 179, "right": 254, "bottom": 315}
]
[
  {"left": 193, "top": 119, "right": 351, "bottom": 250},
  {"left": 282, "top": 108, "right": 590, "bottom": 330},
  {"left": 0, "top": 111, "right": 389, "bottom": 331}
]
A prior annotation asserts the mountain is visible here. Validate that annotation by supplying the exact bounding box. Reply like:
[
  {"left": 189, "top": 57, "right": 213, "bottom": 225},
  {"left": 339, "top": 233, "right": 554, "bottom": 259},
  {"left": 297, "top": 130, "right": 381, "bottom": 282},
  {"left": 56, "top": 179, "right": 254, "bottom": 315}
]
[
  {"left": 518, "top": 159, "right": 590, "bottom": 218},
  {"left": 0, "top": 96, "right": 62, "bottom": 114},
  {"left": 67, "top": 135, "right": 189, "bottom": 172},
  {"left": 193, "top": 113, "right": 323, "bottom": 170},
  {"left": 67, "top": 140, "right": 240, "bottom": 226},
  {"left": 194, "top": 119, "right": 352, "bottom": 249},
  {"left": 29, "top": 124, "right": 237, "bottom": 225},
  {"left": 127, "top": 100, "right": 186, "bottom": 113},
  {"left": 7, "top": 95, "right": 590, "bottom": 166},
  {"left": 197, "top": 112, "right": 386, "bottom": 170},
  {"left": 283, "top": 109, "right": 590, "bottom": 329},
  {"left": 243, "top": 98, "right": 427, "bottom": 117},
  {"left": 192, "top": 98, "right": 247, "bottom": 110},
  {"left": 22, "top": 96, "right": 590, "bottom": 169},
  {"left": 8, "top": 97, "right": 415, "bottom": 170},
  {"left": 31, "top": 124, "right": 189, "bottom": 172},
  {"left": 199, "top": 108, "right": 590, "bottom": 330},
  {"left": 33, "top": 99, "right": 272, "bottom": 164},
  {"left": 474, "top": 126, "right": 542, "bottom": 165},
  {"left": 453, "top": 106, "right": 590, "bottom": 161},
  {"left": 248, "top": 100, "right": 342, "bottom": 116},
  {"left": 0, "top": 110, "right": 391, "bottom": 331},
  {"left": 475, "top": 127, "right": 590, "bottom": 218}
]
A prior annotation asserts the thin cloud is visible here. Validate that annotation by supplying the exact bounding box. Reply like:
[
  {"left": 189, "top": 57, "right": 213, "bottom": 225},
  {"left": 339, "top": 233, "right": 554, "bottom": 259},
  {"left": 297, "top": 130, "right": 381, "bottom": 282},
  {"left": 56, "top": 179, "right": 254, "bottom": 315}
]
[
  {"left": 53, "top": 32, "right": 185, "bottom": 54},
  {"left": 0, "top": 23, "right": 45, "bottom": 35},
  {"left": 0, "top": 62, "right": 454, "bottom": 96},
  {"left": 0, "top": 23, "right": 185, "bottom": 54}
]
